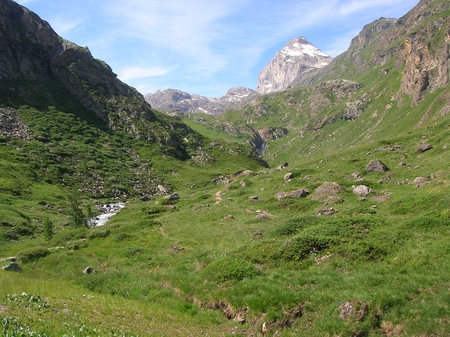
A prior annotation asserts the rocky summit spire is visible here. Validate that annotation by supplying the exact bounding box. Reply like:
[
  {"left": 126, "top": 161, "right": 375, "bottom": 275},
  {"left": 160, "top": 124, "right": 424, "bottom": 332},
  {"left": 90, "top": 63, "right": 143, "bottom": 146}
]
[{"left": 255, "top": 37, "right": 333, "bottom": 94}]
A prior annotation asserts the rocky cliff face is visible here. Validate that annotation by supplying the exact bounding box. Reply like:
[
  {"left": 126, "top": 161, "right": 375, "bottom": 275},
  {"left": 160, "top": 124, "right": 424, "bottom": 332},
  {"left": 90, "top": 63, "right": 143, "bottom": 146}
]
[
  {"left": 145, "top": 87, "right": 257, "bottom": 115},
  {"left": 296, "top": 0, "right": 450, "bottom": 110},
  {"left": 0, "top": 0, "right": 198, "bottom": 157},
  {"left": 255, "top": 37, "right": 333, "bottom": 94}
]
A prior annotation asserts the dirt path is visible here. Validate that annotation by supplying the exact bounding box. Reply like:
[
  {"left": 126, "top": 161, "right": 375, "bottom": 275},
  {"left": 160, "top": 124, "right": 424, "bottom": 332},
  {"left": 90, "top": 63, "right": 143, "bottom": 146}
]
[{"left": 214, "top": 189, "right": 223, "bottom": 204}]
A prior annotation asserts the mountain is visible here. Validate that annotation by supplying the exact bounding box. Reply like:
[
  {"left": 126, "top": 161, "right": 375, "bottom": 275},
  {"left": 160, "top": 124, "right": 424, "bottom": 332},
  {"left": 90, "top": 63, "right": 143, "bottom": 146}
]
[
  {"left": 144, "top": 86, "right": 257, "bottom": 115},
  {"left": 2, "top": 1, "right": 450, "bottom": 336},
  {"left": 0, "top": 0, "right": 264, "bottom": 199},
  {"left": 255, "top": 36, "right": 333, "bottom": 94}
]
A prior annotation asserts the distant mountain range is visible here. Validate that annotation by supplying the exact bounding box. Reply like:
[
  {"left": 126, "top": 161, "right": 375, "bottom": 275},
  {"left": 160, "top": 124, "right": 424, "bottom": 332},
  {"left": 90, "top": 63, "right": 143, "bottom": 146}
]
[
  {"left": 145, "top": 37, "right": 332, "bottom": 114},
  {"left": 144, "top": 87, "right": 257, "bottom": 116}
]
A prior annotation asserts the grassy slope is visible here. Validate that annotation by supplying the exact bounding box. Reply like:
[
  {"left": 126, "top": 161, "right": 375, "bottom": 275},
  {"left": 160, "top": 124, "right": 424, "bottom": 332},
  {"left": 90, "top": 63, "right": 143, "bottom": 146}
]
[{"left": 1, "top": 5, "right": 450, "bottom": 337}]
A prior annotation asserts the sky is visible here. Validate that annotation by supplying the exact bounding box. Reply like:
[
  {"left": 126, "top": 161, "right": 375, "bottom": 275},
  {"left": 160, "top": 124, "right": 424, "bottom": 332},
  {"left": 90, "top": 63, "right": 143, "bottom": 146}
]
[{"left": 16, "top": 0, "right": 419, "bottom": 98}]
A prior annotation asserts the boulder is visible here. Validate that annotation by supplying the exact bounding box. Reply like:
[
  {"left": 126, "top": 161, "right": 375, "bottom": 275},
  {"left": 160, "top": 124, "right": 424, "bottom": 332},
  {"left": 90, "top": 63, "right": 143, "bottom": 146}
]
[
  {"left": 3, "top": 262, "right": 22, "bottom": 272},
  {"left": 353, "top": 185, "right": 372, "bottom": 197},
  {"left": 311, "top": 182, "right": 343, "bottom": 202},
  {"left": 284, "top": 172, "right": 294, "bottom": 181},
  {"left": 83, "top": 266, "right": 94, "bottom": 274},
  {"left": 417, "top": 144, "right": 432, "bottom": 153},
  {"left": 255, "top": 214, "right": 270, "bottom": 220},
  {"left": 365, "top": 159, "right": 388, "bottom": 173},
  {"left": 275, "top": 189, "right": 309, "bottom": 201}
]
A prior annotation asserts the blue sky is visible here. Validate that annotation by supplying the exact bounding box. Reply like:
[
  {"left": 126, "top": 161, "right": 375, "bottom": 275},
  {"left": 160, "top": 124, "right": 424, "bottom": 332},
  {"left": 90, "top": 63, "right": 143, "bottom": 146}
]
[{"left": 16, "top": 0, "right": 419, "bottom": 98}]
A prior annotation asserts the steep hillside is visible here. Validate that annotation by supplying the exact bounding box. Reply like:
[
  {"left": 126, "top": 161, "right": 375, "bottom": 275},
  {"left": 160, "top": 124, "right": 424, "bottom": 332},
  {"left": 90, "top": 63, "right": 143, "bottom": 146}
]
[
  {"left": 0, "top": 0, "right": 265, "bottom": 200},
  {"left": 197, "top": 0, "right": 449, "bottom": 164}
]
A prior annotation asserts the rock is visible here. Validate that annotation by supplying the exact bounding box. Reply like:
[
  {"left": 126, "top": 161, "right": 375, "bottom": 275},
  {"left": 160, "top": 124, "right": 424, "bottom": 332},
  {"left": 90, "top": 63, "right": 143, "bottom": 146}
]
[
  {"left": 311, "top": 182, "right": 343, "bottom": 202},
  {"left": 252, "top": 231, "right": 263, "bottom": 238},
  {"left": 339, "top": 301, "right": 367, "bottom": 321},
  {"left": 417, "top": 144, "right": 433, "bottom": 153},
  {"left": 240, "top": 180, "right": 246, "bottom": 188},
  {"left": 140, "top": 196, "right": 151, "bottom": 202},
  {"left": 275, "top": 188, "right": 309, "bottom": 201},
  {"left": 223, "top": 215, "right": 234, "bottom": 221},
  {"left": 255, "top": 214, "right": 270, "bottom": 220},
  {"left": 317, "top": 207, "right": 338, "bottom": 216},
  {"left": 83, "top": 267, "right": 94, "bottom": 274},
  {"left": 399, "top": 161, "right": 406, "bottom": 166},
  {"left": 353, "top": 185, "right": 372, "bottom": 197},
  {"left": 167, "top": 193, "right": 180, "bottom": 201},
  {"left": 365, "top": 159, "right": 388, "bottom": 172},
  {"left": 284, "top": 172, "right": 294, "bottom": 181},
  {"left": 277, "top": 162, "right": 288, "bottom": 170},
  {"left": 444, "top": 144, "right": 449, "bottom": 149},
  {"left": 248, "top": 196, "right": 261, "bottom": 200},
  {"left": 3, "top": 262, "right": 22, "bottom": 272},
  {"left": 157, "top": 185, "right": 167, "bottom": 193},
  {"left": 414, "top": 176, "right": 427, "bottom": 187}
]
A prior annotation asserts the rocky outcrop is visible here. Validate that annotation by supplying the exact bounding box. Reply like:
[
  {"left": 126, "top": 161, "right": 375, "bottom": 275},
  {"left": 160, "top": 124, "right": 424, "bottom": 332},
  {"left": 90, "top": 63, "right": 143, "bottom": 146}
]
[
  {"left": 296, "top": 0, "right": 450, "bottom": 110},
  {"left": 0, "top": 0, "right": 201, "bottom": 159},
  {"left": 144, "top": 87, "right": 257, "bottom": 115},
  {"left": 256, "top": 37, "right": 333, "bottom": 94}
]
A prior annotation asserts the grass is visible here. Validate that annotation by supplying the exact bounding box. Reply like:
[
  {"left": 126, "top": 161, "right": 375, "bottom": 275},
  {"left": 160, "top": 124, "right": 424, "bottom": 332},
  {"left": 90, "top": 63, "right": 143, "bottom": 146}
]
[{"left": 1, "top": 1, "right": 450, "bottom": 335}]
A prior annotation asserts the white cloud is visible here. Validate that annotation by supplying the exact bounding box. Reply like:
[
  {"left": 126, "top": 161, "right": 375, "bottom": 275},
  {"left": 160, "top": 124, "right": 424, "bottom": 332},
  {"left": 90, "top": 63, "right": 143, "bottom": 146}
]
[{"left": 118, "top": 66, "right": 174, "bottom": 82}]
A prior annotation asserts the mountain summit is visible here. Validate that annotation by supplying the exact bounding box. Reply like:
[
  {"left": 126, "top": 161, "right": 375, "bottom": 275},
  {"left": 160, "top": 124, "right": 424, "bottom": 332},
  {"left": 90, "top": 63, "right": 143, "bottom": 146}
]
[{"left": 255, "top": 37, "right": 333, "bottom": 94}]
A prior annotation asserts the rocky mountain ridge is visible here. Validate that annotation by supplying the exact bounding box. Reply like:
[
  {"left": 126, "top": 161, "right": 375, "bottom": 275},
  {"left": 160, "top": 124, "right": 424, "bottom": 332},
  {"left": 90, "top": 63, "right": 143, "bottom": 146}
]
[
  {"left": 0, "top": 0, "right": 199, "bottom": 151},
  {"left": 145, "top": 37, "right": 332, "bottom": 115},
  {"left": 255, "top": 36, "right": 333, "bottom": 94},
  {"left": 144, "top": 87, "right": 257, "bottom": 115}
]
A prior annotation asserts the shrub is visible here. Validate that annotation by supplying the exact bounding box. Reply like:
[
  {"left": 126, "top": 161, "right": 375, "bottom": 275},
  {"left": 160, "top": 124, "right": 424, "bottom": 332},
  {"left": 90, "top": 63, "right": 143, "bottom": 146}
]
[
  {"left": 282, "top": 234, "right": 333, "bottom": 260},
  {"left": 87, "top": 227, "right": 111, "bottom": 239},
  {"left": 201, "top": 258, "right": 261, "bottom": 282},
  {"left": 273, "top": 216, "right": 322, "bottom": 236},
  {"left": 18, "top": 246, "right": 50, "bottom": 263}
]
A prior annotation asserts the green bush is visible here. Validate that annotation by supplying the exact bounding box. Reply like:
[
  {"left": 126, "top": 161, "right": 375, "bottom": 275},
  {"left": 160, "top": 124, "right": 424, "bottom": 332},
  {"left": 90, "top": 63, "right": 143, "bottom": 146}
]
[
  {"left": 201, "top": 258, "right": 261, "bottom": 282},
  {"left": 282, "top": 234, "right": 333, "bottom": 260},
  {"left": 273, "top": 216, "right": 322, "bottom": 236},
  {"left": 18, "top": 246, "right": 50, "bottom": 263},
  {"left": 87, "top": 228, "right": 111, "bottom": 239}
]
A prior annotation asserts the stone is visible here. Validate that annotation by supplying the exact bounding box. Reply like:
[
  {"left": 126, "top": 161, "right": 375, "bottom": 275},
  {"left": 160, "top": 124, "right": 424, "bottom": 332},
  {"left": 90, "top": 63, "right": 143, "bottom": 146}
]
[
  {"left": 275, "top": 189, "right": 309, "bottom": 201},
  {"left": 140, "top": 196, "right": 151, "bottom": 202},
  {"left": 317, "top": 208, "right": 338, "bottom": 216},
  {"left": 311, "top": 182, "right": 343, "bottom": 202},
  {"left": 417, "top": 144, "right": 432, "bottom": 153},
  {"left": 255, "top": 214, "right": 270, "bottom": 220},
  {"left": 248, "top": 196, "right": 261, "bottom": 200},
  {"left": 277, "top": 162, "right": 288, "bottom": 170},
  {"left": 240, "top": 180, "right": 246, "bottom": 188},
  {"left": 223, "top": 215, "right": 234, "bottom": 221},
  {"left": 3, "top": 262, "right": 22, "bottom": 272},
  {"left": 353, "top": 185, "right": 372, "bottom": 197},
  {"left": 365, "top": 159, "right": 388, "bottom": 173},
  {"left": 339, "top": 301, "right": 367, "bottom": 321},
  {"left": 284, "top": 172, "right": 294, "bottom": 181},
  {"left": 83, "top": 267, "right": 94, "bottom": 274},
  {"left": 167, "top": 193, "right": 180, "bottom": 201}
]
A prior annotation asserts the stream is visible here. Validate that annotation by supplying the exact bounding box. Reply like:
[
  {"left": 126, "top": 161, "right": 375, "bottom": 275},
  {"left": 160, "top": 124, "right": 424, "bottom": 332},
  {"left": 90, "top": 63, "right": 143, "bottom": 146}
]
[{"left": 87, "top": 202, "right": 125, "bottom": 227}]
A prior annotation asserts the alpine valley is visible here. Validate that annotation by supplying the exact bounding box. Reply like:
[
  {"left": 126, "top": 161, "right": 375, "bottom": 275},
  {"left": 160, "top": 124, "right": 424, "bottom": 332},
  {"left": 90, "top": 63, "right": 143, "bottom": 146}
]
[{"left": 0, "top": 0, "right": 450, "bottom": 336}]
